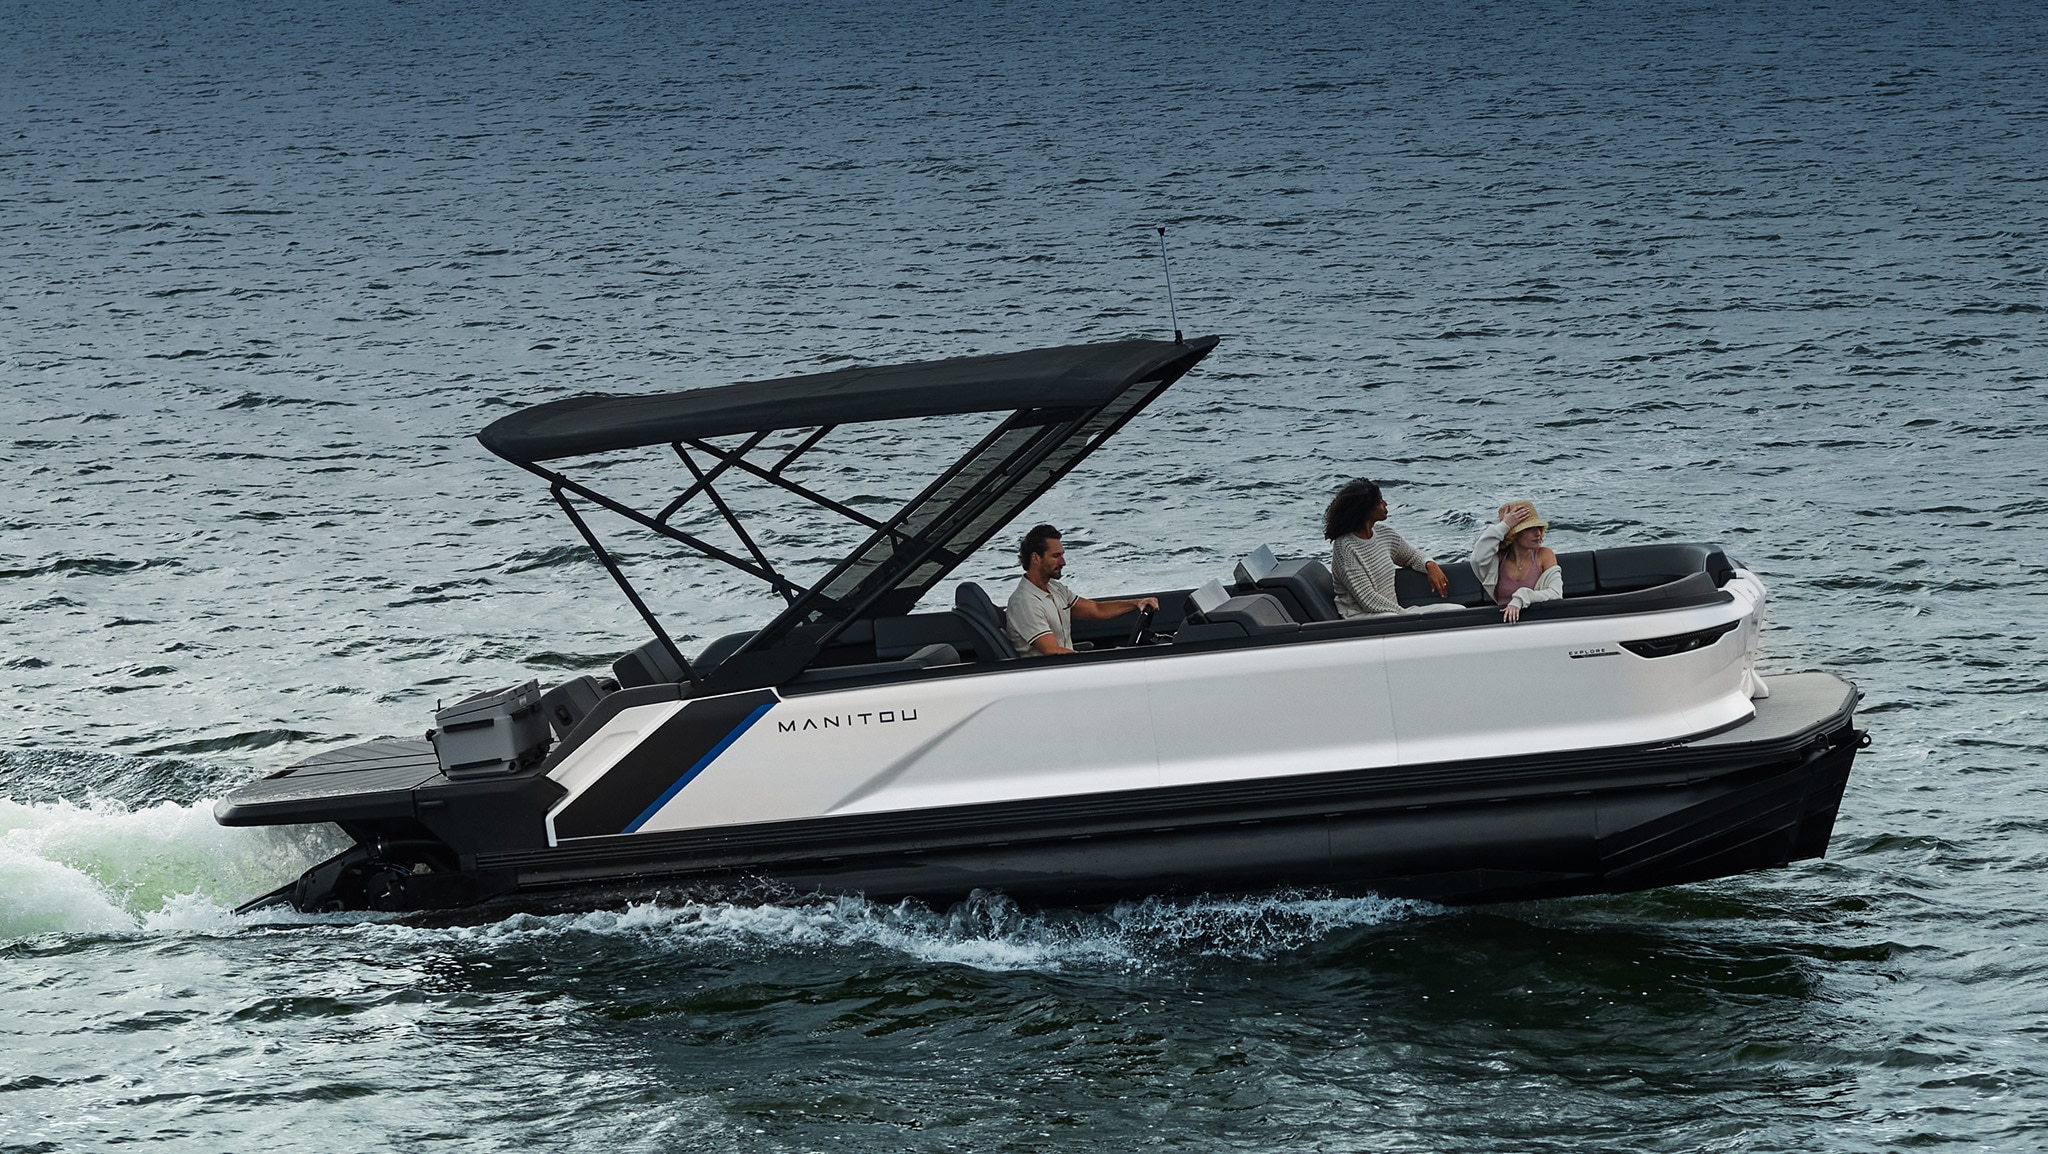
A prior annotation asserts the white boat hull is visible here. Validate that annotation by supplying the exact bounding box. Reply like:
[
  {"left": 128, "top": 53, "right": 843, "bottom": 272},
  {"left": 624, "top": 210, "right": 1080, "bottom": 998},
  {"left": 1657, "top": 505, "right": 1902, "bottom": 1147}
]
[{"left": 220, "top": 569, "right": 1864, "bottom": 912}]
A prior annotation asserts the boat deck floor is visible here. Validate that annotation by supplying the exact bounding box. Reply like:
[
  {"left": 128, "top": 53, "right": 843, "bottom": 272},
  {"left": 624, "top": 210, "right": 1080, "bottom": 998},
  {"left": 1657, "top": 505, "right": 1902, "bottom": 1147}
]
[
  {"left": 1679, "top": 672, "right": 1854, "bottom": 749},
  {"left": 216, "top": 737, "right": 441, "bottom": 823}
]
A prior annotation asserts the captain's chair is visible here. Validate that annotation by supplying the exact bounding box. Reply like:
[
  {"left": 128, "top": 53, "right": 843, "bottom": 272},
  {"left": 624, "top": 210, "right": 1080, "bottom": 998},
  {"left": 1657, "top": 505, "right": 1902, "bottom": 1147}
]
[{"left": 951, "top": 582, "right": 1019, "bottom": 662}]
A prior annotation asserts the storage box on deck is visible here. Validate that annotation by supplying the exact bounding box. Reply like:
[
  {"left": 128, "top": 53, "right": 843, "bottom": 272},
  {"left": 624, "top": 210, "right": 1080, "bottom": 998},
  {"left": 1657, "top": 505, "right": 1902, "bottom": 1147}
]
[{"left": 431, "top": 681, "right": 549, "bottom": 778}]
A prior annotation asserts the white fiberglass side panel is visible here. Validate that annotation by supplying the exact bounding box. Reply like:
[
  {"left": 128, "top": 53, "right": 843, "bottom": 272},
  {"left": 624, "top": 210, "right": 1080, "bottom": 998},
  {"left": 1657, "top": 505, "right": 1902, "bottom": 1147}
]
[
  {"left": 1725, "top": 572, "right": 1771, "bottom": 698},
  {"left": 635, "top": 658, "right": 1159, "bottom": 831},
  {"left": 1385, "top": 601, "right": 1756, "bottom": 766},
  {"left": 543, "top": 699, "right": 690, "bottom": 819},
  {"left": 1147, "top": 634, "right": 1396, "bottom": 788}
]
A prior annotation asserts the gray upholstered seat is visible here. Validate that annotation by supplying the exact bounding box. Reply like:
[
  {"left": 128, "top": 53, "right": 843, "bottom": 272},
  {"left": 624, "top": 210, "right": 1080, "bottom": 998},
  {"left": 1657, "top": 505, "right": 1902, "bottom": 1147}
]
[
  {"left": 1256, "top": 557, "right": 1341, "bottom": 622},
  {"left": 1181, "top": 578, "right": 1299, "bottom": 640},
  {"left": 612, "top": 637, "right": 688, "bottom": 688},
  {"left": 952, "top": 582, "right": 1019, "bottom": 661}
]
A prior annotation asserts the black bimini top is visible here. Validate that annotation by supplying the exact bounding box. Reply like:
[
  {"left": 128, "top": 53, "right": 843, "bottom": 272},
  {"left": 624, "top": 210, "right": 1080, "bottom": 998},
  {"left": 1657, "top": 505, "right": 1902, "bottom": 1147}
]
[
  {"left": 476, "top": 336, "right": 1219, "bottom": 694},
  {"left": 478, "top": 339, "right": 1213, "bottom": 464}
]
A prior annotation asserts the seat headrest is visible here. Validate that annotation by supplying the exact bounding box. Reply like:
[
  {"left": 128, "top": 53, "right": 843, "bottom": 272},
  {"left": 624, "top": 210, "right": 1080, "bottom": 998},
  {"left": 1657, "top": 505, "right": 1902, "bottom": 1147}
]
[
  {"left": 1187, "top": 578, "right": 1231, "bottom": 618},
  {"left": 955, "top": 581, "right": 997, "bottom": 617},
  {"left": 1234, "top": 544, "right": 1279, "bottom": 587}
]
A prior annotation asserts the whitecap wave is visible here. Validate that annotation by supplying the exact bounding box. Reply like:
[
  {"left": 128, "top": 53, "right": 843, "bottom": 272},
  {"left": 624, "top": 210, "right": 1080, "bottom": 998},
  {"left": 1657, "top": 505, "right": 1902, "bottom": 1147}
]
[{"left": 0, "top": 796, "right": 346, "bottom": 939}]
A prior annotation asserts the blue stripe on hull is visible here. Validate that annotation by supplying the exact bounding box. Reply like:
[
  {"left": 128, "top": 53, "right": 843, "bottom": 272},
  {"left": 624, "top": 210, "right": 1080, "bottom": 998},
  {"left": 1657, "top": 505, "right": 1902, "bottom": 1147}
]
[{"left": 622, "top": 702, "right": 776, "bottom": 834}]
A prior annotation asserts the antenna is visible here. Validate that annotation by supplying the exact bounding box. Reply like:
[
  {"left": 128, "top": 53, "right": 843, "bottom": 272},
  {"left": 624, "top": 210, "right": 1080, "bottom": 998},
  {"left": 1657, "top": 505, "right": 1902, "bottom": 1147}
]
[{"left": 1156, "top": 226, "right": 1183, "bottom": 343}]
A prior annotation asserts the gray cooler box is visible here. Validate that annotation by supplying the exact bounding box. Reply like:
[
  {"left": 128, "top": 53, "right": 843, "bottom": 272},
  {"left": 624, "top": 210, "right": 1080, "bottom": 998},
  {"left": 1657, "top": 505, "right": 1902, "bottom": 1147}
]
[{"left": 431, "top": 681, "right": 549, "bottom": 778}]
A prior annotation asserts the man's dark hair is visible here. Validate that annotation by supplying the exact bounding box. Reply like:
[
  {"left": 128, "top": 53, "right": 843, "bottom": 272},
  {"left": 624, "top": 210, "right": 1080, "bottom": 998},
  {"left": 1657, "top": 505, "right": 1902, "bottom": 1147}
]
[
  {"left": 1019, "top": 523, "right": 1061, "bottom": 568},
  {"left": 1323, "top": 479, "right": 1383, "bottom": 541}
]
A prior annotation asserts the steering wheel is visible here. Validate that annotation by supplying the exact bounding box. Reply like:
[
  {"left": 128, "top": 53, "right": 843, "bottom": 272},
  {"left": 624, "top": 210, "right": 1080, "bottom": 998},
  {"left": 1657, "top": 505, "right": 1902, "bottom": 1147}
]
[{"left": 1126, "top": 607, "right": 1156, "bottom": 647}]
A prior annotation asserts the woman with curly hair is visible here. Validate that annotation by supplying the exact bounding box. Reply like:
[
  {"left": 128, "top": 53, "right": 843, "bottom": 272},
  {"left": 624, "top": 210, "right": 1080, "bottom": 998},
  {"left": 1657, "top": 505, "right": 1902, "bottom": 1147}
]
[{"left": 1322, "top": 478, "right": 1452, "bottom": 619}]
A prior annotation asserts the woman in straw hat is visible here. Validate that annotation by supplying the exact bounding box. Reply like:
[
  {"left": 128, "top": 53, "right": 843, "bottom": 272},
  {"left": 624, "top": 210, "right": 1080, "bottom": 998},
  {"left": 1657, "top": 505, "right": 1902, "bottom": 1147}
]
[{"left": 1470, "top": 501, "right": 1562, "bottom": 623}]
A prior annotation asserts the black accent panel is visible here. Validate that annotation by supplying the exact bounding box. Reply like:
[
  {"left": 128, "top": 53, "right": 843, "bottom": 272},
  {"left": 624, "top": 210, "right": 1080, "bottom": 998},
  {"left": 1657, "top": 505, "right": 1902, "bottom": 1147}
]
[
  {"left": 1621, "top": 619, "right": 1741, "bottom": 659},
  {"left": 413, "top": 770, "right": 567, "bottom": 856},
  {"left": 551, "top": 689, "right": 778, "bottom": 840},
  {"left": 1177, "top": 621, "right": 1249, "bottom": 643}
]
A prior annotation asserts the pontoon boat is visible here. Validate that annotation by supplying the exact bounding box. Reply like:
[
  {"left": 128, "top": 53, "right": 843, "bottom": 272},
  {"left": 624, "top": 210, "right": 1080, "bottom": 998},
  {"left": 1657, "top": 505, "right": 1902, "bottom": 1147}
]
[{"left": 217, "top": 338, "right": 1864, "bottom": 913}]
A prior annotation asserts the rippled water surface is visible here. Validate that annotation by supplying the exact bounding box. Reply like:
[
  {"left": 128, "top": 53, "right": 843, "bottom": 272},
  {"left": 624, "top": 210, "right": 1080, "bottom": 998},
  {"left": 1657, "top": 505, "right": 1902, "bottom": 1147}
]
[{"left": 4, "top": 0, "right": 2046, "bottom": 1149}]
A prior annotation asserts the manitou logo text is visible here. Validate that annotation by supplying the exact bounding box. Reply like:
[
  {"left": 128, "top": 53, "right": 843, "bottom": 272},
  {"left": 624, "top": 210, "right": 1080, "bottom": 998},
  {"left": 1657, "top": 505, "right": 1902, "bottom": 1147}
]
[{"left": 776, "top": 709, "right": 919, "bottom": 733}]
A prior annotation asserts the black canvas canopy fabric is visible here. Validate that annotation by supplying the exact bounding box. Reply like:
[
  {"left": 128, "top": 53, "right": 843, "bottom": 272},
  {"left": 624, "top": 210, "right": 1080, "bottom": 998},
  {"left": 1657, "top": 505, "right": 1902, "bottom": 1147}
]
[{"left": 478, "top": 338, "right": 1210, "bottom": 463}]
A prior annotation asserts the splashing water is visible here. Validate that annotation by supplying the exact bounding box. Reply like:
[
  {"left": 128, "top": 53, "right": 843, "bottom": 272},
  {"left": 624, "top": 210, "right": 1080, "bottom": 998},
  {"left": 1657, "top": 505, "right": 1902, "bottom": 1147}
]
[
  {"left": 351, "top": 887, "right": 1435, "bottom": 974},
  {"left": 0, "top": 787, "right": 1432, "bottom": 966},
  {"left": 0, "top": 796, "right": 345, "bottom": 939}
]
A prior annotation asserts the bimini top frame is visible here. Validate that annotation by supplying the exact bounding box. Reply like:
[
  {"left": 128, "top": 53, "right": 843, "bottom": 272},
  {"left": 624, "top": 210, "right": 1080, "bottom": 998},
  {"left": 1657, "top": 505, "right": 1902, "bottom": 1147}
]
[{"left": 478, "top": 336, "right": 1219, "bottom": 695}]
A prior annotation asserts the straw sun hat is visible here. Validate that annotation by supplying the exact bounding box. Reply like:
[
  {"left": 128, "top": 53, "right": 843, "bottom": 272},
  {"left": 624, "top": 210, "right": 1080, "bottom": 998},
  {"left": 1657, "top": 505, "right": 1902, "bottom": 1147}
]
[{"left": 1503, "top": 503, "right": 1550, "bottom": 538}]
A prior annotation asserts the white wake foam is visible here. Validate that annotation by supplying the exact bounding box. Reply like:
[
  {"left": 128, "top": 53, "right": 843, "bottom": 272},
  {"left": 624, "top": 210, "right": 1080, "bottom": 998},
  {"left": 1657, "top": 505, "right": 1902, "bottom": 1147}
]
[
  {"left": 0, "top": 795, "right": 1432, "bottom": 962},
  {"left": 367, "top": 887, "right": 1434, "bottom": 972},
  {"left": 0, "top": 796, "right": 346, "bottom": 939}
]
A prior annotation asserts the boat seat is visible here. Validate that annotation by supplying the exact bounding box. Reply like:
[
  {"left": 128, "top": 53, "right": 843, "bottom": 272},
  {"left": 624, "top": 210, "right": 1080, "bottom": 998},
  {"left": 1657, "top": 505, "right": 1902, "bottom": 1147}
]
[
  {"left": 788, "top": 643, "right": 962, "bottom": 686},
  {"left": 1552, "top": 550, "right": 1599, "bottom": 598},
  {"left": 1394, "top": 562, "right": 1487, "bottom": 608},
  {"left": 1393, "top": 549, "right": 1599, "bottom": 605},
  {"left": 1593, "top": 543, "right": 1736, "bottom": 593},
  {"left": 1244, "top": 557, "right": 1341, "bottom": 622},
  {"left": 1234, "top": 544, "right": 1280, "bottom": 588},
  {"left": 612, "top": 638, "right": 689, "bottom": 688},
  {"left": 1181, "top": 578, "right": 1299, "bottom": 641},
  {"left": 952, "top": 582, "right": 1019, "bottom": 661},
  {"left": 875, "top": 613, "right": 964, "bottom": 660},
  {"left": 1186, "top": 578, "right": 1230, "bottom": 618},
  {"left": 539, "top": 674, "right": 614, "bottom": 739},
  {"left": 693, "top": 630, "right": 757, "bottom": 678}
]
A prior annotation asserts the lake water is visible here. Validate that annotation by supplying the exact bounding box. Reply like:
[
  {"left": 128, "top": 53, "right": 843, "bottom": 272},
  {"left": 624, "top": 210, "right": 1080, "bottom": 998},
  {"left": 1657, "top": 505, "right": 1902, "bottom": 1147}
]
[{"left": 4, "top": 0, "right": 2046, "bottom": 1149}]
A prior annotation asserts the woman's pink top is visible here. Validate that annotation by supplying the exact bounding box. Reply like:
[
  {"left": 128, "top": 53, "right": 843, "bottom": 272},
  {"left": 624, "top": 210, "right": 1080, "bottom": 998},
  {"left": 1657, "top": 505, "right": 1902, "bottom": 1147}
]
[{"left": 1494, "top": 554, "right": 1544, "bottom": 605}]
